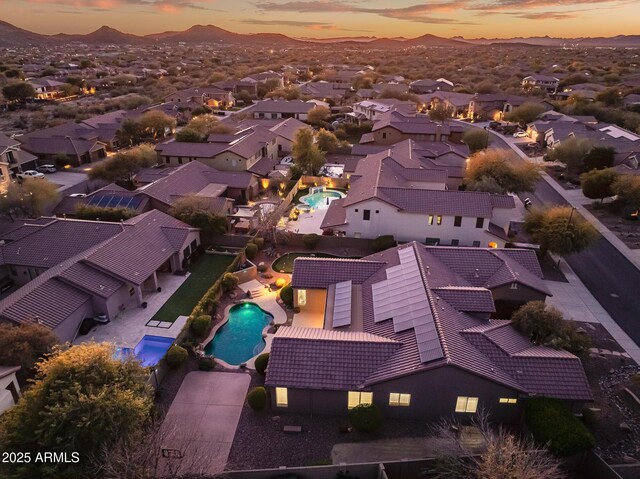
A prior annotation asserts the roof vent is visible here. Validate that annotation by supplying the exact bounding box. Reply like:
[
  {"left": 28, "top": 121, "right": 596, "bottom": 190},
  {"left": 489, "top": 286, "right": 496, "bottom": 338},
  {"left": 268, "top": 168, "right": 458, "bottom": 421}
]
[
  {"left": 426, "top": 266, "right": 430, "bottom": 275},
  {"left": 474, "top": 268, "right": 479, "bottom": 278}
]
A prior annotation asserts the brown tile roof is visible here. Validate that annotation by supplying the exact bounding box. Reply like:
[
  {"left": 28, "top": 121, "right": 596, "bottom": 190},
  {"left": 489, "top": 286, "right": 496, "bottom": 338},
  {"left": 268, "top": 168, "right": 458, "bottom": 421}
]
[
  {"left": 320, "top": 199, "right": 347, "bottom": 228},
  {"left": 292, "top": 258, "right": 385, "bottom": 289},
  {"left": 59, "top": 261, "right": 124, "bottom": 298}
]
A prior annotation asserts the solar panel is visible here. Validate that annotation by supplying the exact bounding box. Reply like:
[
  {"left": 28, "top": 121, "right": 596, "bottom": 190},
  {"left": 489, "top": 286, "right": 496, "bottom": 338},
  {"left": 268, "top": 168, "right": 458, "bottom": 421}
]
[
  {"left": 332, "top": 280, "right": 352, "bottom": 328},
  {"left": 87, "top": 194, "right": 142, "bottom": 210},
  {"left": 371, "top": 245, "right": 444, "bottom": 363}
]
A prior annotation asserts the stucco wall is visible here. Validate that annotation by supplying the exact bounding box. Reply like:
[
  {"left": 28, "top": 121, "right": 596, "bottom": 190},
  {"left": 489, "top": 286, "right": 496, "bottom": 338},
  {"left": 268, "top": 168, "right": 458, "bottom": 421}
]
[{"left": 52, "top": 301, "right": 93, "bottom": 343}]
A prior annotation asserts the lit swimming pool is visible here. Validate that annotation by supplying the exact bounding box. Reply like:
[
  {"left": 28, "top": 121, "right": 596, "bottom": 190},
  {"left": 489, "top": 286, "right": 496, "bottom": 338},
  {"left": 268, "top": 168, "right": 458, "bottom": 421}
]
[
  {"left": 299, "top": 188, "right": 344, "bottom": 210},
  {"left": 204, "top": 303, "right": 273, "bottom": 365},
  {"left": 114, "top": 335, "right": 174, "bottom": 367}
]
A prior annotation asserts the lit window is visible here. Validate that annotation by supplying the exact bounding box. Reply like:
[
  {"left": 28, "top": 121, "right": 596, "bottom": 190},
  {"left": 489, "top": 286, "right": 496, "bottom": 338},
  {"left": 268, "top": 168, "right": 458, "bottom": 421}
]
[
  {"left": 389, "top": 393, "right": 411, "bottom": 407},
  {"left": 499, "top": 398, "right": 517, "bottom": 404},
  {"left": 428, "top": 215, "right": 434, "bottom": 225},
  {"left": 488, "top": 242, "right": 498, "bottom": 249},
  {"left": 455, "top": 396, "right": 479, "bottom": 413},
  {"left": 297, "top": 289, "right": 307, "bottom": 306},
  {"left": 348, "top": 391, "right": 373, "bottom": 409},
  {"left": 276, "top": 387, "right": 288, "bottom": 407},
  {"left": 436, "top": 215, "right": 443, "bottom": 226}
]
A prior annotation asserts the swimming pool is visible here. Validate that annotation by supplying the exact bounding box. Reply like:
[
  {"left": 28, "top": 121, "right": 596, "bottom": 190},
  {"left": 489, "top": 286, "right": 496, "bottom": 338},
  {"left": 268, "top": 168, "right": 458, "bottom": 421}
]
[
  {"left": 113, "top": 335, "right": 174, "bottom": 367},
  {"left": 204, "top": 303, "right": 273, "bottom": 365},
  {"left": 298, "top": 188, "right": 344, "bottom": 210}
]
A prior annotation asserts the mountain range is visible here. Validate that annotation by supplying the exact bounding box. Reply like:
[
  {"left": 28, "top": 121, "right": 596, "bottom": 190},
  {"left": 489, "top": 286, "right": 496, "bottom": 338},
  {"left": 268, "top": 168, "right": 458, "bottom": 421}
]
[{"left": 2, "top": 20, "right": 640, "bottom": 49}]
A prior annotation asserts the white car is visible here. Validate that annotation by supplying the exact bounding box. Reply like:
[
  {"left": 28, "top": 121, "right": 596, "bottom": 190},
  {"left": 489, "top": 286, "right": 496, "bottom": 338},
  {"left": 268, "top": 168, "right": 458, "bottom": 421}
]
[
  {"left": 36, "top": 164, "right": 57, "bottom": 174},
  {"left": 16, "top": 170, "right": 45, "bottom": 180},
  {"left": 513, "top": 131, "right": 528, "bottom": 138}
]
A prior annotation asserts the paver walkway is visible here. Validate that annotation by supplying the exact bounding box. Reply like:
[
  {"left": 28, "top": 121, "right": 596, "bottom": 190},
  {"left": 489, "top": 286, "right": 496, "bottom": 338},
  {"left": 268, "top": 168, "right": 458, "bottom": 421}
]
[{"left": 159, "top": 371, "right": 251, "bottom": 476}]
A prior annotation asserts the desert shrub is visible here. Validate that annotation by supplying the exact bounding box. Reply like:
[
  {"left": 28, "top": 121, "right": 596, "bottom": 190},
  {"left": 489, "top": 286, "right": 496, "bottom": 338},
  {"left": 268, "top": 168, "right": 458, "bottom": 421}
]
[
  {"left": 279, "top": 284, "right": 294, "bottom": 307},
  {"left": 245, "top": 243, "right": 258, "bottom": 260},
  {"left": 254, "top": 352, "right": 270, "bottom": 375},
  {"left": 198, "top": 356, "right": 215, "bottom": 371},
  {"left": 166, "top": 345, "right": 188, "bottom": 368},
  {"left": 525, "top": 397, "right": 595, "bottom": 457},
  {"left": 371, "top": 235, "right": 396, "bottom": 253},
  {"left": 348, "top": 403, "right": 383, "bottom": 432},
  {"left": 302, "top": 233, "right": 320, "bottom": 250},
  {"left": 221, "top": 272, "right": 239, "bottom": 291},
  {"left": 190, "top": 315, "right": 211, "bottom": 338},
  {"left": 253, "top": 237, "right": 265, "bottom": 249},
  {"left": 247, "top": 386, "right": 267, "bottom": 410}
]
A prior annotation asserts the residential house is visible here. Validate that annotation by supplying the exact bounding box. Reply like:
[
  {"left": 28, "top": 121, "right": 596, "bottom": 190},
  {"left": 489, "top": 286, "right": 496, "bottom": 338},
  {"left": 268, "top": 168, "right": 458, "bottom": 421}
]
[
  {"left": 409, "top": 78, "right": 454, "bottom": 94},
  {"left": 269, "top": 118, "right": 313, "bottom": 157},
  {"left": 419, "top": 91, "right": 474, "bottom": 118},
  {"left": 0, "top": 366, "right": 20, "bottom": 416},
  {"left": 297, "top": 82, "right": 350, "bottom": 104},
  {"left": 468, "top": 94, "right": 553, "bottom": 121},
  {"left": 352, "top": 100, "right": 417, "bottom": 122},
  {"left": 265, "top": 242, "right": 591, "bottom": 421},
  {"left": 28, "top": 78, "right": 67, "bottom": 100},
  {"left": 0, "top": 133, "right": 38, "bottom": 188},
  {"left": 521, "top": 74, "right": 559, "bottom": 93},
  {"left": 363, "top": 111, "right": 465, "bottom": 145},
  {"left": 242, "top": 71, "right": 285, "bottom": 89},
  {"left": 247, "top": 99, "right": 318, "bottom": 121},
  {"left": 164, "top": 86, "right": 235, "bottom": 109},
  {"left": 0, "top": 210, "right": 200, "bottom": 342},
  {"left": 321, "top": 145, "right": 515, "bottom": 246}
]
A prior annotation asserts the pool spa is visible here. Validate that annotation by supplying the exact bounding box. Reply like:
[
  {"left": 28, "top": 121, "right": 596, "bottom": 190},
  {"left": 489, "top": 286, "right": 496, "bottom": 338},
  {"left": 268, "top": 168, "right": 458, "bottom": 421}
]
[
  {"left": 298, "top": 186, "right": 345, "bottom": 210},
  {"left": 114, "top": 335, "right": 174, "bottom": 367},
  {"left": 204, "top": 302, "right": 273, "bottom": 365}
]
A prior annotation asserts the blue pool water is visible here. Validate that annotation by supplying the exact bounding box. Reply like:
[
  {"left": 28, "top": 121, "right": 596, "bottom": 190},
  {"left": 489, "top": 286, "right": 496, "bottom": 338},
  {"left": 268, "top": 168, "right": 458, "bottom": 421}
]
[
  {"left": 300, "top": 189, "right": 343, "bottom": 210},
  {"left": 134, "top": 335, "right": 174, "bottom": 367},
  {"left": 204, "top": 303, "right": 273, "bottom": 365}
]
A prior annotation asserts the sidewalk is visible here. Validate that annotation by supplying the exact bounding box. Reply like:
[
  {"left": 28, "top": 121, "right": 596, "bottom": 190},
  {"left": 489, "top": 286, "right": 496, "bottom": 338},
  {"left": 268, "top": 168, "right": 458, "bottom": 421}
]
[
  {"left": 540, "top": 171, "right": 640, "bottom": 271},
  {"left": 546, "top": 255, "right": 640, "bottom": 364}
]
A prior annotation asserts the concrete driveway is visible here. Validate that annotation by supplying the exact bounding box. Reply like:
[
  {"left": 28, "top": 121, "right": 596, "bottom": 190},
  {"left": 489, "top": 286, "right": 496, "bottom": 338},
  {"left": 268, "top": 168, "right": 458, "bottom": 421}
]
[
  {"left": 159, "top": 371, "right": 251, "bottom": 475},
  {"left": 44, "top": 170, "right": 89, "bottom": 191}
]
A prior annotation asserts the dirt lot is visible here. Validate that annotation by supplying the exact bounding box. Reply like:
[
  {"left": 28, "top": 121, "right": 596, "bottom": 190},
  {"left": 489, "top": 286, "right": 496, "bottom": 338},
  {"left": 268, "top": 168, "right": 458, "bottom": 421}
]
[{"left": 585, "top": 203, "right": 640, "bottom": 249}]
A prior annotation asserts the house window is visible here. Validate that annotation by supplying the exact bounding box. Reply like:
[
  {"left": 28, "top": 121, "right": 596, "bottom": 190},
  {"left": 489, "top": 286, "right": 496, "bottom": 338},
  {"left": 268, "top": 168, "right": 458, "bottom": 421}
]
[
  {"left": 454, "top": 216, "right": 462, "bottom": 227},
  {"left": 389, "top": 393, "right": 411, "bottom": 407},
  {"left": 488, "top": 242, "right": 498, "bottom": 249},
  {"left": 451, "top": 239, "right": 459, "bottom": 246},
  {"left": 178, "top": 157, "right": 183, "bottom": 165},
  {"left": 436, "top": 215, "right": 443, "bottom": 226},
  {"left": 355, "top": 209, "right": 359, "bottom": 212},
  {"left": 382, "top": 132, "right": 388, "bottom": 139},
  {"left": 472, "top": 241, "right": 481, "bottom": 247},
  {"left": 499, "top": 398, "right": 518, "bottom": 404},
  {"left": 348, "top": 391, "right": 373, "bottom": 409},
  {"left": 375, "top": 210, "right": 379, "bottom": 214},
  {"left": 476, "top": 218, "right": 484, "bottom": 228},
  {"left": 276, "top": 387, "right": 288, "bottom": 407},
  {"left": 428, "top": 215, "right": 434, "bottom": 225},
  {"left": 363, "top": 209, "right": 371, "bottom": 221},
  {"left": 455, "top": 396, "right": 479, "bottom": 413},
  {"left": 425, "top": 237, "right": 440, "bottom": 245},
  {"left": 297, "top": 289, "right": 307, "bottom": 306},
  {"left": 510, "top": 282, "right": 518, "bottom": 290}
]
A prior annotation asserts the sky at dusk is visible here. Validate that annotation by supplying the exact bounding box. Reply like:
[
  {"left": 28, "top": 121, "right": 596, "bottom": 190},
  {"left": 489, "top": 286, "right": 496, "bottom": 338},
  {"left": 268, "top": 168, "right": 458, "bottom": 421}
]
[{"left": 2, "top": 0, "right": 640, "bottom": 39}]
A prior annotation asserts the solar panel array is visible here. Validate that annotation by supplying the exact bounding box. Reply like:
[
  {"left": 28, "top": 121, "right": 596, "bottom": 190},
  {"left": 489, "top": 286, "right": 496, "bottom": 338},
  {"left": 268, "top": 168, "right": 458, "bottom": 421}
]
[
  {"left": 332, "top": 280, "right": 352, "bottom": 328},
  {"left": 371, "top": 246, "right": 444, "bottom": 363},
  {"left": 87, "top": 194, "right": 143, "bottom": 210}
]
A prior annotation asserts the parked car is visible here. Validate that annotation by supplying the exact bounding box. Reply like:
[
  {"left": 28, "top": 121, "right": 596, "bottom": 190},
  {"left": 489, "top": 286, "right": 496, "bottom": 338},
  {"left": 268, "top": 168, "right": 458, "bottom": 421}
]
[
  {"left": 16, "top": 170, "right": 45, "bottom": 180},
  {"left": 513, "top": 131, "right": 528, "bottom": 138},
  {"left": 36, "top": 164, "right": 57, "bottom": 174}
]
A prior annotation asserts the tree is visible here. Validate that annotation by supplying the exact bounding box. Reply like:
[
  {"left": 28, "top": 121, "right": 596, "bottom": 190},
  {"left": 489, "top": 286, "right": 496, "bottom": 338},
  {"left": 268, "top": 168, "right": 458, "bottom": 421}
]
[
  {"left": 545, "top": 137, "right": 593, "bottom": 174},
  {"left": 306, "top": 106, "right": 330, "bottom": 126},
  {"left": 428, "top": 103, "right": 455, "bottom": 122},
  {"left": 465, "top": 149, "right": 541, "bottom": 194},
  {"left": 0, "top": 178, "right": 60, "bottom": 220},
  {"left": 504, "top": 102, "right": 547, "bottom": 125},
  {"left": 59, "top": 83, "right": 80, "bottom": 98},
  {"left": 511, "top": 301, "right": 590, "bottom": 355},
  {"left": 612, "top": 175, "right": 640, "bottom": 216},
  {"left": 462, "top": 128, "right": 491, "bottom": 153},
  {"left": 596, "top": 87, "right": 622, "bottom": 107},
  {"left": 0, "top": 323, "right": 58, "bottom": 384},
  {"left": 137, "top": 110, "right": 176, "bottom": 141},
  {"left": 523, "top": 206, "right": 598, "bottom": 256},
  {"left": 292, "top": 127, "right": 325, "bottom": 176},
  {"left": 184, "top": 114, "right": 220, "bottom": 136},
  {"left": 75, "top": 204, "right": 137, "bottom": 222},
  {"left": 174, "top": 127, "right": 206, "bottom": 143},
  {"left": 117, "top": 118, "right": 144, "bottom": 147},
  {"left": 88, "top": 143, "right": 157, "bottom": 186},
  {"left": 580, "top": 168, "right": 618, "bottom": 203},
  {"left": 169, "top": 195, "right": 228, "bottom": 236},
  {"left": 316, "top": 128, "right": 340, "bottom": 153},
  {"left": 2, "top": 82, "right": 36, "bottom": 102},
  {"left": 0, "top": 342, "right": 153, "bottom": 478},
  {"left": 583, "top": 146, "right": 615, "bottom": 171}
]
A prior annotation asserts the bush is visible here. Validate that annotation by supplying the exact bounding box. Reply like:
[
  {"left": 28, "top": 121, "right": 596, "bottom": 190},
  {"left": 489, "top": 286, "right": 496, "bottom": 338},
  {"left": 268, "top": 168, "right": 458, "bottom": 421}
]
[
  {"left": 221, "top": 272, "right": 239, "bottom": 291},
  {"left": 302, "top": 233, "right": 320, "bottom": 250},
  {"left": 255, "top": 352, "right": 269, "bottom": 375},
  {"left": 245, "top": 243, "right": 258, "bottom": 260},
  {"left": 198, "top": 356, "right": 215, "bottom": 371},
  {"left": 348, "top": 403, "right": 383, "bottom": 432},
  {"left": 247, "top": 386, "right": 267, "bottom": 410},
  {"left": 280, "top": 284, "right": 294, "bottom": 307},
  {"left": 371, "top": 235, "right": 396, "bottom": 253},
  {"left": 525, "top": 397, "right": 595, "bottom": 457},
  {"left": 166, "top": 345, "right": 188, "bottom": 369},
  {"left": 253, "top": 237, "right": 265, "bottom": 249},
  {"left": 190, "top": 315, "right": 212, "bottom": 338}
]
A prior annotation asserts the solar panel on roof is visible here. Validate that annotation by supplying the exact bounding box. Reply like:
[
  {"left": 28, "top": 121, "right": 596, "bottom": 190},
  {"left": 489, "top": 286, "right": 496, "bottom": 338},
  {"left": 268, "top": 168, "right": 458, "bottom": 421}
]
[
  {"left": 371, "top": 245, "right": 444, "bottom": 363},
  {"left": 332, "top": 280, "right": 352, "bottom": 328},
  {"left": 87, "top": 194, "right": 142, "bottom": 210}
]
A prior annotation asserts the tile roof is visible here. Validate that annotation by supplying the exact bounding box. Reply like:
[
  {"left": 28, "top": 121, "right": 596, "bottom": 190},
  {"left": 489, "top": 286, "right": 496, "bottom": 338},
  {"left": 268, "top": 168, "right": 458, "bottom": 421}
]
[
  {"left": 432, "top": 286, "right": 496, "bottom": 313},
  {"left": 292, "top": 258, "right": 386, "bottom": 289},
  {"left": 249, "top": 99, "right": 316, "bottom": 114},
  {"left": 59, "top": 261, "right": 124, "bottom": 298},
  {"left": 320, "top": 199, "right": 348, "bottom": 228}
]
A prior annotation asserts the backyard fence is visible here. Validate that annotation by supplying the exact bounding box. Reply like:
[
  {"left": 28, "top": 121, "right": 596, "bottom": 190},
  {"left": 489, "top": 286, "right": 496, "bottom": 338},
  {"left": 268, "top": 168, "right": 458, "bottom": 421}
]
[
  {"left": 300, "top": 175, "right": 350, "bottom": 190},
  {"left": 285, "top": 233, "right": 373, "bottom": 253}
]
